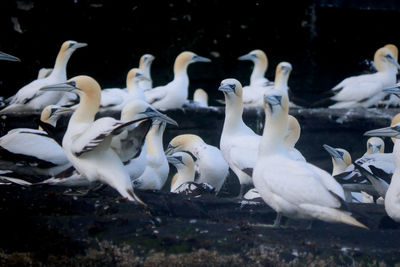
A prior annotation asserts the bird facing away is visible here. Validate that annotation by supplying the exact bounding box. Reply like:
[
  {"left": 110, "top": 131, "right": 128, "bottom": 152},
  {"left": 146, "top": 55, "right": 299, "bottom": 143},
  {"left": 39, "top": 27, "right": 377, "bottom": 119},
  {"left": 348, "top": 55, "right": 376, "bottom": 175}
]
[
  {"left": 253, "top": 89, "right": 367, "bottom": 229},
  {"left": 1, "top": 40, "right": 87, "bottom": 113},
  {"left": 165, "top": 134, "right": 229, "bottom": 192},
  {"left": 145, "top": 51, "right": 211, "bottom": 110},
  {"left": 193, "top": 88, "right": 209, "bottom": 107},
  {"left": 40, "top": 75, "right": 147, "bottom": 204},
  {"left": 139, "top": 54, "right": 155, "bottom": 91}
]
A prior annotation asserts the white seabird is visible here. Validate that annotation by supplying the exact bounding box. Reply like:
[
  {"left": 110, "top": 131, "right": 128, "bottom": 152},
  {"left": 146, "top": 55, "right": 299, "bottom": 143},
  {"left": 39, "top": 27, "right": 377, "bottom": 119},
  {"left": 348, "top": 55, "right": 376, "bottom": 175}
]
[
  {"left": 253, "top": 89, "right": 367, "bottom": 228},
  {"left": 100, "top": 68, "right": 150, "bottom": 110},
  {"left": 139, "top": 54, "right": 155, "bottom": 91},
  {"left": 238, "top": 49, "right": 274, "bottom": 106},
  {"left": 168, "top": 151, "right": 215, "bottom": 196},
  {"left": 0, "top": 51, "right": 20, "bottom": 62},
  {"left": 145, "top": 51, "right": 211, "bottom": 110},
  {"left": 327, "top": 47, "right": 400, "bottom": 108},
  {"left": 132, "top": 121, "right": 169, "bottom": 190},
  {"left": 40, "top": 75, "right": 146, "bottom": 204},
  {"left": 165, "top": 134, "right": 229, "bottom": 193},
  {"left": 219, "top": 78, "right": 261, "bottom": 197},
  {"left": 1, "top": 40, "right": 87, "bottom": 113},
  {"left": 0, "top": 105, "right": 71, "bottom": 177},
  {"left": 363, "top": 123, "right": 400, "bottom": 222},
  {"left": 193, "top": 88, "right": 208, "bottom": 107},
  {"left": 364, "top": 137, "right": 385, "bottom": 155}
]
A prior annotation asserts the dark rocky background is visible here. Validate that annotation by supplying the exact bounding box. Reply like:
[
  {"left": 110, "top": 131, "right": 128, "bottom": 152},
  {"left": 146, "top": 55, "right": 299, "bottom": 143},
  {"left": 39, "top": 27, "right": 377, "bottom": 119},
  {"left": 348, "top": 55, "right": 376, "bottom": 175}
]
[{"left": 1, "top": 0, "right": 400, "bottom": 105}]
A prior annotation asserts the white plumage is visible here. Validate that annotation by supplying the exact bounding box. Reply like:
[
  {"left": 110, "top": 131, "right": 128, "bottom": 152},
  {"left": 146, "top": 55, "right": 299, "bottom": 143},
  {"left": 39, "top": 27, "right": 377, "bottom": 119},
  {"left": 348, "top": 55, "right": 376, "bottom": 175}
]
[
  {"left": 1, "top": 41, "right": 87, "bottom": 113},
  {"left": 145, "top": 51, "right": 211, "bottom": 110},
  {"left": 166, "top": 134, "right": 229, "bottom": 193}
]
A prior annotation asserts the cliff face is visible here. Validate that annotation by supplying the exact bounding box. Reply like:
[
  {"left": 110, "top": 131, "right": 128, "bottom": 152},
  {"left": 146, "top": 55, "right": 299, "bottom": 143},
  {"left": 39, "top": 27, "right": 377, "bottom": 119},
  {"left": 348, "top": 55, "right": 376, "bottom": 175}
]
[{"left": 1, "top": 0, "right": 400, "bottom": 105}]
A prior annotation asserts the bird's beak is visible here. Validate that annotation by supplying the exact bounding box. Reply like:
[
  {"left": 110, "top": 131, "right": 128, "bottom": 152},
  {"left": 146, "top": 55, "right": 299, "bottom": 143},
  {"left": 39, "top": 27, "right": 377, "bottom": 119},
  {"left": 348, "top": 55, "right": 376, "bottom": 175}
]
[
  {"left": 140, "top": 107, "right": 178, "bottom": 126},
  {"left": 388, "top": 56, "right": 400, "bottom": 70},
  {"left": 383, "top": 85, "right": 400, "bottom": 96},
  {"left": 238, "top": 53, "right": 253, "bottom": 61},
  {"left": 193, "top": 55, "right": 211, "bottom": 63},
  {"left": 74, "top": 42, "right": 88, "bottom": 49},
  {"left": 167, "top": 155, "right": 183, "bottom": 165},
  {"left": 40, "top": 81, "right": 78, "bottom": 92},
  {"left": 218, "top": 84, "right": 234, "bottom": 93},
  {"left": 52, "top": 106, "right": 74, "bottom": 117},
  {"left": 370, "top": 145, "right": 380, "bottom": 154},
  {"left": 323, "top": 144, "right": 343, "bottom": 159},
  {"left": 364, "top": 126, "right": 400, "bottom": 138},
  {"left": 165, "top": 144, "right": 176, "bottom": 156},
  {"left": 135, "top": 73, "right": 151, "bottom": 82},
  {"left": 0, "top": 51, "right": 20, "bottom": 62}
]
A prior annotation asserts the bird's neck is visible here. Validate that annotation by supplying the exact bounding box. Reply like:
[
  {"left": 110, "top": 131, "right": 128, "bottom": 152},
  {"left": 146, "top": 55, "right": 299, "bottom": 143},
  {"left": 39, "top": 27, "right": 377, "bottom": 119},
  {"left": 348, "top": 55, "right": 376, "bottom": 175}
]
[
  {"left": 223, "top": 96, "right": 247, "bottom": 133},
  {"left": 175, "top": 165, "right": 195, "bottom": 185},
  {"left": 259, "top": 111, "right": 288, "bottom": 157},
  {"left": 51, "top": 49, "right": 72, "bottom": 80},
  {"left": 71, "top": 92, "right": 100, "bottom": 124},
  {"left": 173, "top": 60, "right": 189, "bottom": 78},
  {"left": 127, "top": 80, "right": 145, "bottom": 100},
  {"left": 145, "top": 127, "right": 164, "bottom": 158},
  {"left": 331, "top": 159, "right": 348, "bottom": 176},
  {"left": 250, "top": 60, "right": 267, "bottom": 84},
  {"left": 274, "top": 75, "right": 289, "bottom": 90},
  {"left": 140, "top": 63, "right": 151, "bottom": 78}
]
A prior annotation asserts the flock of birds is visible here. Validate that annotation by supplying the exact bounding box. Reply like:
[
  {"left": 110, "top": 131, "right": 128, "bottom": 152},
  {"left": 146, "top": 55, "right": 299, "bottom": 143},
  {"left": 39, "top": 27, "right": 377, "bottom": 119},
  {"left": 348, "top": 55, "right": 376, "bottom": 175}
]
[{"left": 1, "top": 40, "right": 400, "bottom": 229}]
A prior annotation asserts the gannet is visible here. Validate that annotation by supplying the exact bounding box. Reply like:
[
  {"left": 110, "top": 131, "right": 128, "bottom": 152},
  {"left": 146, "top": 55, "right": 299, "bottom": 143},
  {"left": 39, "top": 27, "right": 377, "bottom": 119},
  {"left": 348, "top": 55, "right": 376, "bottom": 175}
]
[
  {"left": 364, "top": 137, "right": 385, "bottom": 155},
  {"left": 238, "top": 50, "right": 274, "bottom": 106},
  {"left": 0, "top": 51, "right": 20, "bottom": 62},
  {"left": 327, "top": 47, "right": 400, "bottom": 108},
  {"left": 40, "top": 75, "right": 146, "bottom": 204},
  {"left": 284, "top": 115, "right": 306, "bottom": 161},
  {"left": 145, "top": 51, "right": 211, "bottom": 110},
  {"left": 363, "top": 124, "right": 400, "bottom": 222},
  {"left": 1, "top": 41, "right": 87, "bottom": 113},
  {"left": 168, "top": 151, "right": 215, "bottom": 196},
  {"left": 165, "top": 134, "right": 229, "bottom": 192},
  {"left": 37, "top": 68, "right": 53, "bottom": 79},
  {"left": 132, "top": 121, "right": 169, "bottom": 190},
  {"left": 112, "top": 99, "right": 177, "bottom": 180},
  {"left": 379, "top": 44, "right": 400, "bottom": 107},
  {"left": 193, "top": 88, "right": 208, "bottom": 107},
  {"left": 0, "top": 105, "right": 71, "bottom": 177},
  {"left": 253, "top": 89, "right": 367, "bottom": 228},
  {"left": 100, "top": 68, "right": 149, "bottom": 109},
  {"left": 219, "top": 78, "right": 261, "bottom": 197},
  {"left": 139, "top": 54, "right": 155, "bottom": 91}
]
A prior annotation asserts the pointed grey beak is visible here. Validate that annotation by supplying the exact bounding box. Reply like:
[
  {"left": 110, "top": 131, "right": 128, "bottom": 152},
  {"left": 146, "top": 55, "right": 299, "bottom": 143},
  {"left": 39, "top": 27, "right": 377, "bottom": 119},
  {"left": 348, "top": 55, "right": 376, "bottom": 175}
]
[
  {"left": 0, "top": 51, "right": 20, "bottom": 62},
  {"left": 140, "top": 107, "right": 178, "bottom": 126},
  {"left": 364, "top": 126, "right": 400, "bottom": 138},
  {"left": 165, "top": 144, "right": 176, "bottom": 156},
  {"left": 370, "top": 145, "right": 380, "bottom": 154},
  {"left": 383, "top": 85, "right": 400, "bottom": 96},
  {"left": 74, "top": 42, "right": 88, "bottom": 49},
  {"left": 264, "top": 94, "right": 282, "bottom": 106},
  {"left": 135, "top": 73, "right": 151, "bottom": 82},
  {"left": 323, "top": 144, "right": 343, "bottom": 159},
  {"left": 388, "top": 56, "right": 400, "bottom": 70},
  {"left": 238, "top": 53, "right": 253, "bottom": 61},
  {"left": 167, "top": 155, "right": 183, "bottom": 165},
  {"left": 52, "top": 106, "right": 74, "bottom": 117},
  {"left": 40, "top": 81, "right": 78, "bottom": 92},
  {"left": 218, "top": 83, "right": 234, "bottom": 93},
  {"left": 193, "top": 55, "right": 211, "bottom": 63}
]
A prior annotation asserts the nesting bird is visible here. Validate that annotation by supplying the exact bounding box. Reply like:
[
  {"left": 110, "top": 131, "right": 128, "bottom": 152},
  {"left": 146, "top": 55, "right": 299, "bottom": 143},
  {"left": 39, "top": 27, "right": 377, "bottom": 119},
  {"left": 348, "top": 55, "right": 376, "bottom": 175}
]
[
  {"left": 145, "top": 51, "right": 211, "bottom": 110},
  {"left": 1, "top": 41, "right": 87, "bottom": 113},
  {"left": 166, "top": 134, "right": 229, "bottom": 193},
  {"left": 0, "top": 105, "right": 71, "bottom": 177},
  {"left": 327, "top": 47, "right": 400, "bottom": 108},
  {"left": 40, "top": 75, "right": 148, "bottom": 204},
  {"left": 253, "top": 88, "right": 367, "bottom": 228}
]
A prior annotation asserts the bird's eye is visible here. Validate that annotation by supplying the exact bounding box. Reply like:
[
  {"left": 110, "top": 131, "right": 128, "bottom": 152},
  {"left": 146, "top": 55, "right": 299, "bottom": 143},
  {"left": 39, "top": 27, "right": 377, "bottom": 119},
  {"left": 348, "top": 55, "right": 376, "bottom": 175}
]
[
  {"left": 377, "top": 145, "right": 382, "bottom": 150},
  {"left": 368, "top": 143, "right": 372, "bottom": 148},
  {"left": 251, "top": 54, "right": 258, "bottom": 59},
  {"left": 229, "top": 84, "right": 236, "bottom": 90},
  {"left": 337, "top": 150, "right": 344, "bottom": 157},
  {"left": 68, "top": 42, "right": 75, "bottom": 49}
]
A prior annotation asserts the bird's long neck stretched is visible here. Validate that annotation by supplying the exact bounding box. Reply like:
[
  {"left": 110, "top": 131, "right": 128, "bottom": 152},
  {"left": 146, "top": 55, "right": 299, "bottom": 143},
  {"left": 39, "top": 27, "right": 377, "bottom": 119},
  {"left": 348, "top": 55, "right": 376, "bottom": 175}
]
[
  {"left": 146, "top": 123, "right": 165, "bottom": 159},
  {"left": 223, "top": 94, "right": 247, "bottom": 133},
  {"left": 127, "top": 78, "right": 145, "bottom": 100},
  {"left": 259, "top": 105, "right": 288, "bottom": 157},
  {"left": 250, "top": 58, "right": 267, "bottom": 84},
  {"left": 274, "top": 73, "right": 289, "bottom": 91},
  {"left": 71, "top": 87, "right": 100, "bottom": 124},
  {"left": 51, "top": 48, "right": 72, "bottom": 80},
  {"left": 173, "top": 58, "right": 189, "bottom": 79}
]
